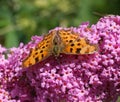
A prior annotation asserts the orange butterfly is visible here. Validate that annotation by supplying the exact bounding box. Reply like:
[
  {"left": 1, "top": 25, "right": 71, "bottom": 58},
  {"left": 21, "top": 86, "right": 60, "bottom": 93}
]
[{"left": 22, "top": 29, "right": 97, "bottom": 68}]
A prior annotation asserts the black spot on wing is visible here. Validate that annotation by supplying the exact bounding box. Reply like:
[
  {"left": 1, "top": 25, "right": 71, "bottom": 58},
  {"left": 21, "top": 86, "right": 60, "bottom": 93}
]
[
  {"left": 42, "top": 46, "right": 45, "bottom": 49},
  {"left": 66, "top": 40, "right": 68, "bottom": 42},
  {"left": 70, "top": 48, "right": 73, "bottom": 52},
  {"left": 77, "top": 43, "right": 81, "bottom": 46},
  {"left": 40, "top": 50, "right": 43, "bottom": 53},
  {"left": 35, "top": 52, "right": 38, "bottom": 55},
  {"left": 29, "top": 63, "right": 32, "bottom": 66},
  {"left": 35, "top": 47, "right": 38, "bottom": 51},
  {"left": 69, "top": 40, "right": 73, "bottom": 43},
  {"left": 35, "top": 57, "right": 39, "bottom": 63},
  {"left": 71, "top": 44, "right": 74, "bottom": 46},
  {"left": 41, "top": 54, "right": 44, "bottom": 58},
  {"left": 77, "top": 39, "right": 81, "bottom": 42},
  {"left": 76, "top": 48, "right": 81, "bottom": 53},
  {"left": 63, "top": 36, "right": 68, "bottom": 39},
  {"left": 46, "top": 41, "right": 49, "bottom": 43}
]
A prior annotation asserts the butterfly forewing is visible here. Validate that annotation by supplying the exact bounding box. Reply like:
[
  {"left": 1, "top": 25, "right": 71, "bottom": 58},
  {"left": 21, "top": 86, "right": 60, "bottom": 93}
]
[
  {"left": 22, "top": 31, "right": 55, "bottom": 68},
  {"left": 58, "top": 30, "right": 97, "bottom": 54},
  {"left": 58, "top": 30, "right": 79, "bottom": 45}
]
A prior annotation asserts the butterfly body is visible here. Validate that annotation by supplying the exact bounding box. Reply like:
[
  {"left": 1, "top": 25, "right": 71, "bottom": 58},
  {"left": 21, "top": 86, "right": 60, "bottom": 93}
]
[
  {"left": 22, "top": 29, "right": 97, "bottom": 68},
  {"left": 52, "top": 31, "right": 62, "bottom": 57}
]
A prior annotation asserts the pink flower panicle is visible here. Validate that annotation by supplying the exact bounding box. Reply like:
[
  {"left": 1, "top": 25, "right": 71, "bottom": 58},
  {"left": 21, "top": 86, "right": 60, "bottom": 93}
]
[{"left": 0, "top": 15, "right": 120, "bottom": 102}]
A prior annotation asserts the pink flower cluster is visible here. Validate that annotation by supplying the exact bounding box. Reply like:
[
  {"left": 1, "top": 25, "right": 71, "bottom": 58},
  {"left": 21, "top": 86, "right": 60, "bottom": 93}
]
[{"left": 0, "top": 15, "right": 120, "bottom": 102}]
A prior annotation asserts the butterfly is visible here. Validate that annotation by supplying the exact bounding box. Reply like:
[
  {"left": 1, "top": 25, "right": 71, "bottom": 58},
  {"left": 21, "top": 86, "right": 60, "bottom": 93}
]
[{"left": 22, "top": 29, "right": 98, "bottom": 68}]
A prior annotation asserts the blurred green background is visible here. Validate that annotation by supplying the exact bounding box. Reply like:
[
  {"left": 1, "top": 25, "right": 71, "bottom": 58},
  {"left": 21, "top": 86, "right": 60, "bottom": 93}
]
[{"left": 0, "top": 0, "right": 120, "bottom": 48}]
